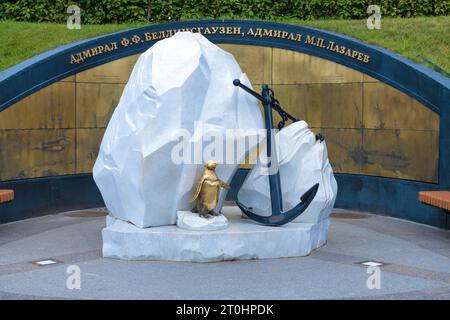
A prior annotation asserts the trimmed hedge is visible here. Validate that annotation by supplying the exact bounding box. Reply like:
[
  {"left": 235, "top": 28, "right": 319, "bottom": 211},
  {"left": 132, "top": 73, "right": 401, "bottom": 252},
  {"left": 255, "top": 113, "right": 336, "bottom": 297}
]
[{"left": 0, "top": 0, "right": 449, "bottom": 24}]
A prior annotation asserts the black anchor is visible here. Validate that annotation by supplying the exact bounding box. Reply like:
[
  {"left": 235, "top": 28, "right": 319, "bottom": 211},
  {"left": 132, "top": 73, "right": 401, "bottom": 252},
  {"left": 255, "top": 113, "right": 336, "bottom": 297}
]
[{"left": 233, "top": 79, "right": 319, "bottom": 226}]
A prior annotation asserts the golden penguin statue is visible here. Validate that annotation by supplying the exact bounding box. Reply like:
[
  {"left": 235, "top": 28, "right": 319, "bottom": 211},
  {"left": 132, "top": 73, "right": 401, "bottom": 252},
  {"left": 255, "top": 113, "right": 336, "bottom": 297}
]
[{"left": 190, "top": 160, "right": 230, "bottom": 217}]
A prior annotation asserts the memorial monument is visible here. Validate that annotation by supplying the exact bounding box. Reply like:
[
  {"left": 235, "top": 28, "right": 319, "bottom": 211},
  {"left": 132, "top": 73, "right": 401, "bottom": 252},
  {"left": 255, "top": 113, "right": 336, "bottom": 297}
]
[{"left": 96, "top": 31, "right": 337, "bottom": 262}]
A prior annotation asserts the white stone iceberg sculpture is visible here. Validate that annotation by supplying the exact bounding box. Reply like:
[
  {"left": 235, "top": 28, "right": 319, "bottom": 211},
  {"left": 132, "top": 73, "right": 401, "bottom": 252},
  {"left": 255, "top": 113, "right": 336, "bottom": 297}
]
[
  {"left": 94, "top": 32, "right": 264, "bottom": 228},
  {"left": 238, "top": 121, "right": 338, "bottom": 224}
]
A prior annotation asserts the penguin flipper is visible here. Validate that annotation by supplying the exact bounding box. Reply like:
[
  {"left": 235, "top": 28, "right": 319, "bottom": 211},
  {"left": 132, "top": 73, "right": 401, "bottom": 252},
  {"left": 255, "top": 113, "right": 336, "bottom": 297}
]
[{"left": 190, "top": 177, "right": 205, "bottom": 203}]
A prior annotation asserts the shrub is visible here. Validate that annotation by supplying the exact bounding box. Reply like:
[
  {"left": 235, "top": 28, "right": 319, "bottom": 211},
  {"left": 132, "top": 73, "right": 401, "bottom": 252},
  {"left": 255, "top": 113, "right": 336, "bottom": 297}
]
[{"left": 0, "top": 0, "right": 448, "bottom": 24}]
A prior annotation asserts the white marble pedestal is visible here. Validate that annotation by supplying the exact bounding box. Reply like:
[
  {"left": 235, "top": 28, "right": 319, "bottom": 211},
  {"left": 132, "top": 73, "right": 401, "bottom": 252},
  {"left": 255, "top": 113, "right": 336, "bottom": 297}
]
[
  {"left": 176, "top": 210, "right": 229, "bottom": 231},
  {"left": 102, "top": 206, "right": 329, "bottom": 262}
]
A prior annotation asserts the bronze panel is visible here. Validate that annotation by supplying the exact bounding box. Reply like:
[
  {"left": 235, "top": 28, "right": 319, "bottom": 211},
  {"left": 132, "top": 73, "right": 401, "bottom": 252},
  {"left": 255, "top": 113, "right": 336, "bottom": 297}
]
[
  {"left": 75, "top": 54, "right": 140, "bottom": 83},
  {"left": 363, "top": 74, "right": 378, "bottom": 83},
  {"left": 218, "top": 44, "right": 272, "bottom": 84},
  {"left": 270, "top": 85, "right": 309, "bottom": 127},
  {"left": 272, "top": 49, "right": 363, "bottom": 85},
  {"left": 321, "top": 128, "right": 363, "bottom": 174},
  {"left": 362, "top": 129, "right": 438, "bottom": 182},
  {"left": 272, "top": 83, "right": 363, "bottom": 129},
  {"left": 363, "top": 82, "right": 439, "bottom": 131},
  {"left": 0, "top": 82, "right": 75, "bottom": 130},
  {"left": 76, "top": 83, "right": 125, "bottom": 128},
  {"left": 61, "top": 75, "right": 76, "bottom": 82},
  {"left": 0, "top": 129, "right": 76, "bottom": 180},
  {"left": 76, "top": 128, "right": 105, "bottom": 173}
]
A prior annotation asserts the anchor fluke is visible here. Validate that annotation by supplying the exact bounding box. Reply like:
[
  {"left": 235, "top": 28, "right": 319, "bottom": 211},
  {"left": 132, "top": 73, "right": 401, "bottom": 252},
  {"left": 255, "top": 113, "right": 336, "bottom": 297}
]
[
  {"left": 301, "top": 183, "right": 319, "bottom": 202},
  {"left": 236, "top": 183, "right": 319, "bottom": 226}
]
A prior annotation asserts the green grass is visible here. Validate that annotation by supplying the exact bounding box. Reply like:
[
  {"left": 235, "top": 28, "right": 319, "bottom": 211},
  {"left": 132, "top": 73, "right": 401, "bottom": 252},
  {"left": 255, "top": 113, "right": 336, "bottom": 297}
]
[{"left": 0, "top": 16, "right": 449, "bottom": 73}]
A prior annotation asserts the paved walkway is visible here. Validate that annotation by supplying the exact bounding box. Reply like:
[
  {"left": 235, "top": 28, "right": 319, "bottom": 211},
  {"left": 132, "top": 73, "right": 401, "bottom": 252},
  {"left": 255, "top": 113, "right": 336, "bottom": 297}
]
[{"left": 0, "top": 207, "right": 449, "bottom": 299}]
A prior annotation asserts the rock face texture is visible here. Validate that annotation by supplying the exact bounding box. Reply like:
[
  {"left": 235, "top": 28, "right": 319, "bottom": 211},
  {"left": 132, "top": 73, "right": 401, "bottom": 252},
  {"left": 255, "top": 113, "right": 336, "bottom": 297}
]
[
  {"left": 94, "top": 32, "right": 263, "bottom": 228},
  {"left": 238, "top": 121, "right": 338, "bottom": 224}
]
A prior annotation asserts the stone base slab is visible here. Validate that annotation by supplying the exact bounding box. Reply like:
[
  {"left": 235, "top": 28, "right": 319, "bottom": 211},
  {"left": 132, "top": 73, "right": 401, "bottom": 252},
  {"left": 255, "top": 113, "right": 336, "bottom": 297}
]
[{"left": 102, "top": 206, "right": 329, "bottom": 262}]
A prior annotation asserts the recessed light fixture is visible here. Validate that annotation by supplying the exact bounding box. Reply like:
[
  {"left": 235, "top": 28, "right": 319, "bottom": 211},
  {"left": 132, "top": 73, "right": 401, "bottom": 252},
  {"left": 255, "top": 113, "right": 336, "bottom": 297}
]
[
  {"left": 359, "top": 261, "right": 386, "bottom": 267},
  {"left": 33, "top": 259, "right": 59, "bottom": 266}
]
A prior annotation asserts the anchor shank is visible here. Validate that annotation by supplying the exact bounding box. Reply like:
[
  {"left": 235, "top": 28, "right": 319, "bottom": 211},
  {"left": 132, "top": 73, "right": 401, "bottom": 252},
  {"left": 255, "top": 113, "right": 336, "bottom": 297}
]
[{"left": 262, "top": 85, "right": 283, "bottom": 213}]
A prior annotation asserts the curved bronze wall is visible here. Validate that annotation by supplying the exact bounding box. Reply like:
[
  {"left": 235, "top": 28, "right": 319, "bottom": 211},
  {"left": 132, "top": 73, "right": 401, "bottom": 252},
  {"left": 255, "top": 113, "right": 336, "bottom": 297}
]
[
  {"left": 0, "top": 20, "right": 448, "bottom": 227},
  {"left": 0, "top": 45, "right": 439, "bottom": 183}
]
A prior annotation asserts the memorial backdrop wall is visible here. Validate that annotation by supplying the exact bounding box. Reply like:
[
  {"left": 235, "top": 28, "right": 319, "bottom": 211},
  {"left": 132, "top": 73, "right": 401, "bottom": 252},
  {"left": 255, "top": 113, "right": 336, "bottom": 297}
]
[
  {"left": 0, "top": 46, "right": 440, "bottom": 182},
  {"left": 0, "top": 20, "right": 448, "bottom": 227}
]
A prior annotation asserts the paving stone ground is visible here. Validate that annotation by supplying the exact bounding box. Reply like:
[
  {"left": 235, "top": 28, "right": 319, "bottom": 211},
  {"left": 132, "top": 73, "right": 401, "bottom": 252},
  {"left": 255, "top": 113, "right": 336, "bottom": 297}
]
[{"left": 0, "top": 207, "right": 449, "bottom": 300}]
